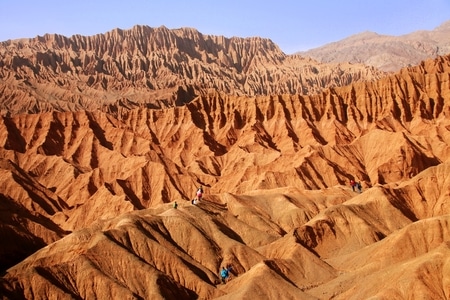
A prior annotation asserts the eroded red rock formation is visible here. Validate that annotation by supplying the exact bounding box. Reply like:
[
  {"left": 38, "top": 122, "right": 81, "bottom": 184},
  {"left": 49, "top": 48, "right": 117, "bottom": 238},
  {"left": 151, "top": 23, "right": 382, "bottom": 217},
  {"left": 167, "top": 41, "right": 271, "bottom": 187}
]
[
  {"left": 0, "top": 29, "right": 450, "bottom": 299},
  {"left": 0, "top": 25, "right": 384, "bottom": 116},
  {"left": 1, "top": 170, "right": 450, "bottom": 299}
]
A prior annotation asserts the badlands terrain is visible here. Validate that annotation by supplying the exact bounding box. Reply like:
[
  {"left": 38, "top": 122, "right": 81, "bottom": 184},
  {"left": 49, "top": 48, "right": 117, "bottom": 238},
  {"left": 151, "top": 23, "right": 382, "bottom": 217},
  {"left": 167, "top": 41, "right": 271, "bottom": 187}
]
[
  {"left": 0, "top": 25, "right": 450, "bottom": 299},
  {"left": 0, "top": 25, "right": 384, "bottom": 116}
]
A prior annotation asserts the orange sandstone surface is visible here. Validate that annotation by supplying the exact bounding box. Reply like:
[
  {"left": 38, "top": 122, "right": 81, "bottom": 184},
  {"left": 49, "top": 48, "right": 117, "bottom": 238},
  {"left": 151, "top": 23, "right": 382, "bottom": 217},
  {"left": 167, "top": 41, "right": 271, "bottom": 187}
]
[{"left": 0, "top": 28, "right": 450, "bottom": 299}]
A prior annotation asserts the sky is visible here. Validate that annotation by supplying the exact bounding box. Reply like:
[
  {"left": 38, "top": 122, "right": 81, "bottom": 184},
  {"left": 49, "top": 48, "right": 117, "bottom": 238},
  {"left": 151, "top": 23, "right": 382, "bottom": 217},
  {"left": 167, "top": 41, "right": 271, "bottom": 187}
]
[{"left": 1, "top": 0, "right": 449, "bottom": 53}]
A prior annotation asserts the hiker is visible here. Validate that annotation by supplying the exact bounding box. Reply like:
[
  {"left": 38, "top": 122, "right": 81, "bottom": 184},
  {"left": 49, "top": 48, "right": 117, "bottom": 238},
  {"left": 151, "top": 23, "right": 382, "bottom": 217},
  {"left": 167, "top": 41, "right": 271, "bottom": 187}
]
[
  {"left": 357, "top": 182, "right": 362, "bottom": 193},
  {"left": 350, "top": 179, "right": 356, "bottom": 192},
  {"left": 220, "top": 266, "right": 232, "bottom": 284},
  {"left": 196, "top": 185, "right": 203, "bottom": 202},
  {"left": 173, "top": 201, "right": 178, "bottom": 209}
]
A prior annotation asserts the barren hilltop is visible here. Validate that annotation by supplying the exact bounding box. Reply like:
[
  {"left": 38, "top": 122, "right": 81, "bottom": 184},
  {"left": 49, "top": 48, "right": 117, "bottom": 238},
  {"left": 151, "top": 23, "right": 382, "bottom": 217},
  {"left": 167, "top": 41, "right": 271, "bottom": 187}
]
[
  {"left": 300, "top": 20, "right": 450, "bottom": 72},
  {"left": 0, "top": 25, "right": 450, "bottom": 299}
]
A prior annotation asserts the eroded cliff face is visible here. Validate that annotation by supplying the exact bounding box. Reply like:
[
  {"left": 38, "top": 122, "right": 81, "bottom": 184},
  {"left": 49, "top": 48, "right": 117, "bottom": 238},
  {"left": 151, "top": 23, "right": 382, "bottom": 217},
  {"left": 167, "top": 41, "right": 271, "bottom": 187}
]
[
  {"left": 0, "top": 25, "right": 384, "bottom": 115},
  {"left": 1, "top": 26, "right": 450, "bottom": 299},
  {"left": 0, "top": 53, "right": 449, "bottom": 283},
  {"left": 1, "top": 166, "right": 450, "bottom": 299}
]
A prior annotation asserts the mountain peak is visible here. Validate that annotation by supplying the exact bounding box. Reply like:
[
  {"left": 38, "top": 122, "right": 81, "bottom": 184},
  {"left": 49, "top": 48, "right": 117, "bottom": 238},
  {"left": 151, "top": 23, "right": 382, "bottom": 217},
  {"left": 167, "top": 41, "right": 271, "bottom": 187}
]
[
  {"left": 301, "top": 20, "right": 450, "bottom": 71},
  {"left": 435, "top": 19, "right": 450, "bottom": 30}
]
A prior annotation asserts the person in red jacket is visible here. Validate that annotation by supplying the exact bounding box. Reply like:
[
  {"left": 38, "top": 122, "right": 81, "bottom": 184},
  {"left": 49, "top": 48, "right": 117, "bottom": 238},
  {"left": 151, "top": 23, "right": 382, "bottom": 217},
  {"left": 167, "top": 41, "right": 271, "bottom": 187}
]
[
  {"left": 196, "top": 185, "right": 203, "bottom": 201},
  {"left": 350, "top": 179, "right": 356, "bottom": 192}
]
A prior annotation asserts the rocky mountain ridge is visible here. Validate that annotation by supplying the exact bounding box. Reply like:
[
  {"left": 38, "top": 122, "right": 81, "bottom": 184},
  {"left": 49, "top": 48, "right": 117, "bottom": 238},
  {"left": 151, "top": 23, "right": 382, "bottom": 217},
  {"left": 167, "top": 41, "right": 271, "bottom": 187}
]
[
  {"left": 300, "top": 20, "right": 450, "bottom": 72},
  {"left": 0, "top": 25, "right": 384, "bottom": 116}
]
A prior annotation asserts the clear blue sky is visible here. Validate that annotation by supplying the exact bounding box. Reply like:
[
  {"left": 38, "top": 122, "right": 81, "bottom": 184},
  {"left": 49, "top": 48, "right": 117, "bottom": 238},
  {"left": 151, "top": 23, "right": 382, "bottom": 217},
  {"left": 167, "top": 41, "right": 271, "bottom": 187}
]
[{"left": 1, "top": 0, "right": 449, "bottom": 53}]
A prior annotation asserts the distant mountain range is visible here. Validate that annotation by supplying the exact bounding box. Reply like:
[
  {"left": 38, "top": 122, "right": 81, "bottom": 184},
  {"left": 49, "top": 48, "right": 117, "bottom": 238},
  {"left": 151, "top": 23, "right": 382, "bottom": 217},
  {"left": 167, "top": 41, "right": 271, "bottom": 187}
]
[{"left": 300, "top": 20, "right": 450, "bottom": 72}]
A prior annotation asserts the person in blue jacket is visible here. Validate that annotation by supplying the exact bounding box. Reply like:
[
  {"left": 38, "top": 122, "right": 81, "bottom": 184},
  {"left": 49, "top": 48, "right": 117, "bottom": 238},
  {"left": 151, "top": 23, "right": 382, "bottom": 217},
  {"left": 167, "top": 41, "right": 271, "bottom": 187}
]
[{"left": 220, "top": 266, "right": 232, "bottom": 283}]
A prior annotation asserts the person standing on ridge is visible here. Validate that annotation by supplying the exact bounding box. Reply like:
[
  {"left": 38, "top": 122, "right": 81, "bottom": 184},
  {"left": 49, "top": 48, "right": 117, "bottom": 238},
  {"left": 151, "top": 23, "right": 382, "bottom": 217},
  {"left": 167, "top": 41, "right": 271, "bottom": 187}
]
[
  {"left": 173, "top": 201, "right": 178, "bottom": 209},
  {"left": 357, "top": 182, "right": 362, "bottom": 193},
  {"left": 196, "top": 185, "right": 203, "bottom": 202},
  {"left": 350, "top": 179, "right": 356, "bottom": 192},
  {"left": 220, "top": 265, "right": 232, "bottom": 284}
]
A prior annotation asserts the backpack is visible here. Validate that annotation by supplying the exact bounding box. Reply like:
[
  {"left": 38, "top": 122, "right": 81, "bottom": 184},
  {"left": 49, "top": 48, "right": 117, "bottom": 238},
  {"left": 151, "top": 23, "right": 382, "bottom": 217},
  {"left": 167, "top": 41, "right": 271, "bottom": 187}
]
[{"left": 220, "top": 269, "right": 228, "bottom": 278}]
